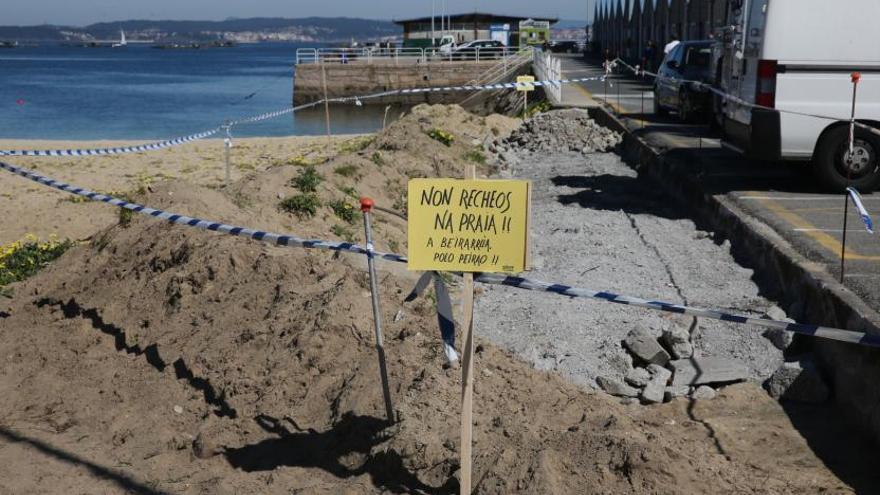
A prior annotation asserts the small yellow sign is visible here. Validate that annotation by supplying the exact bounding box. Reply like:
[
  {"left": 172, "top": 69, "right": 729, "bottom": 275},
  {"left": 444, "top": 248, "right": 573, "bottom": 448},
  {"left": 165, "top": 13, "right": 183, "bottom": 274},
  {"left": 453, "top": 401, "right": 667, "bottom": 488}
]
[
  {"left": 516, "top": 75, "right": 536, "bottom": 92},
  {"left": 407, "top": 179, "right": 530, "bottom": 273}
]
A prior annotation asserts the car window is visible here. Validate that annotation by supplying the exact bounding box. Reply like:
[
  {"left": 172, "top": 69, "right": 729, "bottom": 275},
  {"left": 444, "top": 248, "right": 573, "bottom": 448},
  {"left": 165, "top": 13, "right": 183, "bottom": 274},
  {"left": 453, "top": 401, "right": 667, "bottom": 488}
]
[
  {"left": 686, "top": 47, "right": 712, "bottom": 67},
  {"left": 666, "top": 45, "right": 682, "bottom": 67}
]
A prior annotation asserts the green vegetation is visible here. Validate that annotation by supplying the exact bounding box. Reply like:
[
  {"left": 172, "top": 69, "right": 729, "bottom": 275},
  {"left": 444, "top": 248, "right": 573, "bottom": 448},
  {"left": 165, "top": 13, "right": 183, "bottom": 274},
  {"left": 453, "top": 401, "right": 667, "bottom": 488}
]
[
  {"left": 279, "top": 193, "right": 321, "bottom": 217},
  {"left": 463, "top": 149, "right": 487, "bottom": 165},
  {"left": 331, "top": 224, "right": 356, "bottom": 243},
  {"left": 329, "top": 199, "right": 361, "bottom": 224},
  {"left": 334, "top": 164, "right": 359, "bottom": 178},
  {"left": 339, "top": 136, "right": 376, "bottom": 154},
  {"left": 370, "top": 151, "right": 385, "bottom": 167},
  {"left": 521, "top": 100, "right": 553, "bottom": 119},
  {"left": 427, "top": 128, "right": 455, "bottom": 146},
  {"left": 338, "top": 185, "right": 359, "bottom": 200},
  {"left": 0, "top": 235, "right": 75, "bottom": 292},
  {"left": 291, "top": 165, "right": 324, "bottom": 192}
]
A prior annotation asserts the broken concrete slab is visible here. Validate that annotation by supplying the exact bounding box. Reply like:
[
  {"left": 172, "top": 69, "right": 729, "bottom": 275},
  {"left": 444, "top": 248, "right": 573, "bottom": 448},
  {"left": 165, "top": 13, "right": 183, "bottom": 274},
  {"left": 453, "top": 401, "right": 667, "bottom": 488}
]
[
  {"left": 641, "top": 365, "right": 672, "bottom": 404},
  {"left": 692, "top": 385, "right": 717, "bottom": 400},
  {"left": 596, "top": 376, "right": 640, "bottom": 398},
  {"left": 625, "top": 367, "right": 651, "bottom": 388},
  {"left": 661, "top": 325, "right": 694, "bottom": 359},
  {"left": 670, "top": 358, "right": 750, "bottom": 387},
  {"left": 623, "top": 327, "right": 670, "bottom": 366},
  {"left": 765, "top": 360, "right": 830, "bottom": 404},
  {"left": 664, "top": 386, "right": 691, "bottom": 402},
  {"left": 763, "top": 305, "right": 790, "bottom": 322},
  {"left": 762, "top": 328, "right": 794, "bottom": 351}
]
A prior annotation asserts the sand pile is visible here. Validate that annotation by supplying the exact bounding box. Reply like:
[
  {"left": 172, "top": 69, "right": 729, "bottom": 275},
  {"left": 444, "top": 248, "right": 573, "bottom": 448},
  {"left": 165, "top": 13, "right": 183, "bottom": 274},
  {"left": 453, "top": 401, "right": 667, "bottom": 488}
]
[{"left": 0, "top": 105, "right": 857, "bottom": 494}]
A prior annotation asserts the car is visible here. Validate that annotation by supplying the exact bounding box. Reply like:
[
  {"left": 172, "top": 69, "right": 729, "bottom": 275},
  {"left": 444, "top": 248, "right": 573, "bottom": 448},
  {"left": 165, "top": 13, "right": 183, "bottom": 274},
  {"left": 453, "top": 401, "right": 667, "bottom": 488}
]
[
  {"left": 718, "top": 0, "right": 880, "bottom": 191},
  {"left": 452, "top": 40, "right": 505, "bottom": 60},
  {"left": 653, "top": 40, "right": 715, "bottom": 122},
  {"left": 549, "top": 41, "right": 581, "bottom": 54}
]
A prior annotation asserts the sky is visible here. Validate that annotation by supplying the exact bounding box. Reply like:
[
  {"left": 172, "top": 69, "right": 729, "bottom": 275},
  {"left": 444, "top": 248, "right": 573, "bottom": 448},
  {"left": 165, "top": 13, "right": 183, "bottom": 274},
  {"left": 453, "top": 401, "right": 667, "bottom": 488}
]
[{"left": 6, "top": 0, "right": 592, "bottom": 26}]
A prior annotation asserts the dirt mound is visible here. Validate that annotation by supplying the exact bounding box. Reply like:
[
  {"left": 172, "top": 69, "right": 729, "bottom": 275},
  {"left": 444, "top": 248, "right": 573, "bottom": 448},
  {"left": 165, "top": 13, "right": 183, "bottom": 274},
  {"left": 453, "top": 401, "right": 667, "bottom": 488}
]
[
  {"left": 0, "top": 105, "right": 855, "bottom": 494},
  {"left": 496, "top": 108, "right": 621, "bottom": 155}
]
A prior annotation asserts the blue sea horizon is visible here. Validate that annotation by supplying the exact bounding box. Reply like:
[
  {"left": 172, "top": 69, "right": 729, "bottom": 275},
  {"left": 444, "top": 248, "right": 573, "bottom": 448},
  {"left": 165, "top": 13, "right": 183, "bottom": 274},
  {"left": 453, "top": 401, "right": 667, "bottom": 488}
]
[{"left": 0, "top": 42, "right": 400, "bottom": 141}]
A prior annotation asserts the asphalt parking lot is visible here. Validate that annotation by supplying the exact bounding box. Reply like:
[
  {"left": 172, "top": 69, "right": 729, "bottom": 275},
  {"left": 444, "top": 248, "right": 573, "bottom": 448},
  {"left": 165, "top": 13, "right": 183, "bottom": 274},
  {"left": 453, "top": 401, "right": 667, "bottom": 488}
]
[{"left": 563, "top": 56, "right": 880, "bottom": 311}]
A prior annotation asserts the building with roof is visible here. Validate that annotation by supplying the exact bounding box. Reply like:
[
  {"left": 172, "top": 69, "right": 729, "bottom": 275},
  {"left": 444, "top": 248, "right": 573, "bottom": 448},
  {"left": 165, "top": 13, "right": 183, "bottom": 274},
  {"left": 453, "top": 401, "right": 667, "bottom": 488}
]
[{"left": 394, "top": 12, "right": 558, "bottom": 48}]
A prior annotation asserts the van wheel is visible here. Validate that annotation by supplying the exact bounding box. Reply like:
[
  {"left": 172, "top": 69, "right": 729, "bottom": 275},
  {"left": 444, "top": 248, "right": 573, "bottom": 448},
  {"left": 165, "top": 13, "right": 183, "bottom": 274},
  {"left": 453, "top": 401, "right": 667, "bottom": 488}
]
[{"left": 813, "top": 126, "right": 880, "bottom": 192}]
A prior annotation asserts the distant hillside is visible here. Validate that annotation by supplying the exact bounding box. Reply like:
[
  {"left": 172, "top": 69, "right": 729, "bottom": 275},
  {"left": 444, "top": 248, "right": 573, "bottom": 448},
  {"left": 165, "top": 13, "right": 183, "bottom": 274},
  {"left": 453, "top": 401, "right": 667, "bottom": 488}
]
[{"left": 0, "top": 17, "right": 400, "bottom": 43}]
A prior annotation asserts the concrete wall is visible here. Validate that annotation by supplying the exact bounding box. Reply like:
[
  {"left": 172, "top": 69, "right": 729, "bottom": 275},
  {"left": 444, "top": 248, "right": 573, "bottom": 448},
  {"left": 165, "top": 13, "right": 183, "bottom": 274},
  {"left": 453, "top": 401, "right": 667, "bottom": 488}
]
[{"left": 293, "top": 62, "right": 501, "bottom": 106}]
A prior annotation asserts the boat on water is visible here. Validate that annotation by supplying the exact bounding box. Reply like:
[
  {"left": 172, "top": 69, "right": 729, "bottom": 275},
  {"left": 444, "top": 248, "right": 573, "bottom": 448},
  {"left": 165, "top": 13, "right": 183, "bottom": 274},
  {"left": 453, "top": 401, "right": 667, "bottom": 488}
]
[
  {"left": 0, "top": 41, "right": 19, "bottom": 48},
  {"left": 111, "top": 30, "right": 127, "bottom": 48}
]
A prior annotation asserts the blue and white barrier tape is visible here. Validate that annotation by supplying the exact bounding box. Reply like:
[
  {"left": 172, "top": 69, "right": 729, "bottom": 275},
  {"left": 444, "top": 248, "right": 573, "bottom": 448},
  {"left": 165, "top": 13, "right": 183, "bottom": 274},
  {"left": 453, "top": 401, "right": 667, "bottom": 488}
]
[
  {"left": 847, "top": 187, "right": 874, "bottom": 233},
  {"left": 0, "top": 128, "right": 220, "bottom": 157},
  {"left": 613, "top": 58, "right": 880, "bottom": 137},
  {"left": 473, "top": 273, "right": 880, "bottom": 348},
  {"left": 3, "top": 160, "right": 878, "bottom": 349},
  {"left": 0, "top": 161, "right": 407, "bottom": 263}
]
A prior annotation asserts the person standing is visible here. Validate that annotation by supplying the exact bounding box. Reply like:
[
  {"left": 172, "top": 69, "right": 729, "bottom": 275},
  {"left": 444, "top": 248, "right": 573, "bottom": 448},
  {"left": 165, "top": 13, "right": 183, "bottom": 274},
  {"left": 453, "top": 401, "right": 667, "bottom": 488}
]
[{"left": 664, "top": 34, "right": 680, "bottom": 55}]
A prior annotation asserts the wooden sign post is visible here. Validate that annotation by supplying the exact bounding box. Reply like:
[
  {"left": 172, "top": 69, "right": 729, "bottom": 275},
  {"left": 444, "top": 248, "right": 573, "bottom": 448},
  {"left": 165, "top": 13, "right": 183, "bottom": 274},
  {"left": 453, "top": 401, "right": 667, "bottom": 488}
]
[
  {"left": 516, "top": 75, "right": 535, "bottom": 119},
  {"left": 407, "top": 175, "right": 530, "bottom": 495}
]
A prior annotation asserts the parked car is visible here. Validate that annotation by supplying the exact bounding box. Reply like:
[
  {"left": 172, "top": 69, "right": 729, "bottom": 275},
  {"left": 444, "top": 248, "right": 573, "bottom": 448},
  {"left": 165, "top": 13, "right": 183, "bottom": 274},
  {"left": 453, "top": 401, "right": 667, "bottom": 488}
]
[
  {"left": 549, "top": 41, "right": 580, "bottom": 54},
  {"left": 653, "top": 40, "right": 715, "bottom": 122},
  {"left": 719, "top": 0, "right": 880, "bottom": 191},
  {"left": 452, "top": 40, "right": 505, "bottom": 60}
]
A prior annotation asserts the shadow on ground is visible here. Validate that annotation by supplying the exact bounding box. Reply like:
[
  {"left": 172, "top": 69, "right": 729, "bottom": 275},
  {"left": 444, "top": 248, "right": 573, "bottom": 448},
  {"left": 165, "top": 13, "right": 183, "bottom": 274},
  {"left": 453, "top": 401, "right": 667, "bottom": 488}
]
[
  {"left": 553, "top": 173, "right": 688, "bottom": 220},
  {"left": 224, "top": 413, "right": 455, "bottom": 494},
  {"left": 0, "top": 426, "right": 171, "bottom": 495},
  {"left": 782, "top": 401, "right": 880, "bottom": 494}
]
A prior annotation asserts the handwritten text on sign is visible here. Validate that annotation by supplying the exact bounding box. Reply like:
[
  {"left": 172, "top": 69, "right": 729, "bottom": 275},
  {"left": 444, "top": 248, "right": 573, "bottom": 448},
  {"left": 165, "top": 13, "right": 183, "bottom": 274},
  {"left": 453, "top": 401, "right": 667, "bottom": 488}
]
[{"left": 407, "top": 179, "right": 530, "bottom": 273}]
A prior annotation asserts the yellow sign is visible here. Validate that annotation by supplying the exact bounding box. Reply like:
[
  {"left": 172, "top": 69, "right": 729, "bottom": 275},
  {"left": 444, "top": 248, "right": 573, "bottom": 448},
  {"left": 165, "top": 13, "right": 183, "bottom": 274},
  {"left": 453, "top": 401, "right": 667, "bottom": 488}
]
[
  {"left": 516, "top": 75, "right": 535, "bottom": 92},
  {"left": 407, "top": 179, "right": 530, "bottom": 273}
]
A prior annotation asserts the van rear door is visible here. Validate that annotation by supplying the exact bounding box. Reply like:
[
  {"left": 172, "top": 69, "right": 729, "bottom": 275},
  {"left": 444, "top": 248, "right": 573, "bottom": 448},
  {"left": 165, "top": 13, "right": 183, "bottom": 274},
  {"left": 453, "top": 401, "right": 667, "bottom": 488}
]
[{"left": 729, "top": 0, "right": 769, "bottom": 125}]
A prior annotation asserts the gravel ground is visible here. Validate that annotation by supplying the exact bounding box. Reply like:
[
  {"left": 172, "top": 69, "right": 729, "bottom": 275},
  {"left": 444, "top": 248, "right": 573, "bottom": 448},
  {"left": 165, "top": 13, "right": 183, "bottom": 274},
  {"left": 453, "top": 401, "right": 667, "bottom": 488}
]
[{"left": 476, "top": 149, "right": 784, "bottom": 390}]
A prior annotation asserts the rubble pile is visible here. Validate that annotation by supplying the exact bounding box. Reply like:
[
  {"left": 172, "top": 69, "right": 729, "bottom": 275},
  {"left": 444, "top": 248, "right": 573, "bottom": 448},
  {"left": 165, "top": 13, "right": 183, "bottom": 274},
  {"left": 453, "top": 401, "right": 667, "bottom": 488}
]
[
  {"left": 492, "top": 108, "right": 621, "bottom": 155},
  {"left": 598, "top": 305, "right": 831, "bottom": 405}
]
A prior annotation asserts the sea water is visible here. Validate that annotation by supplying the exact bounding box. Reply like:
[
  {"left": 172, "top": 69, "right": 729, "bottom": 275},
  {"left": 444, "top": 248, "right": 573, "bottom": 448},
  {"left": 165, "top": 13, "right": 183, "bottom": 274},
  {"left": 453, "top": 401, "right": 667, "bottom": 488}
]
[{"left": 0, "top": 42, "right": 405, "bottom": 140}]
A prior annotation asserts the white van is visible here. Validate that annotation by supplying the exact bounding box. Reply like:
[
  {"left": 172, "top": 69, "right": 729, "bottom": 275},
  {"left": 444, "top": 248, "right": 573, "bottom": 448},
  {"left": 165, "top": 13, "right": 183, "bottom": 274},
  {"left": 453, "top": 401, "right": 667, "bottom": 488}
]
[{"left": 719, "top": 0, "right": 880, "bottom": 190}]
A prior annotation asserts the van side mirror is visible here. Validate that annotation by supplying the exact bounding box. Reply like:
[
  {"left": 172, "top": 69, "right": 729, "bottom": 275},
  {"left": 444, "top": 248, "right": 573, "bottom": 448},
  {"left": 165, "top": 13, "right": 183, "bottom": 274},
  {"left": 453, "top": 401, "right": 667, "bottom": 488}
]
[{"left": 666, "top": 60, "right": 679, "bottom": 70}]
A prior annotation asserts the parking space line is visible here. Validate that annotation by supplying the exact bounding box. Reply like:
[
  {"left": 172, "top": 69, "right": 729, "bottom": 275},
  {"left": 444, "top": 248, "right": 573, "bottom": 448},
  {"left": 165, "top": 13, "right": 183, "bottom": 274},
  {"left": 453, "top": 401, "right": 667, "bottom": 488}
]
[
  {"left": 755, "top": 197, "right": 880, "bottom": 261},
  {"left": 740, "top": 195, "right": 880, "bottom": 201}
]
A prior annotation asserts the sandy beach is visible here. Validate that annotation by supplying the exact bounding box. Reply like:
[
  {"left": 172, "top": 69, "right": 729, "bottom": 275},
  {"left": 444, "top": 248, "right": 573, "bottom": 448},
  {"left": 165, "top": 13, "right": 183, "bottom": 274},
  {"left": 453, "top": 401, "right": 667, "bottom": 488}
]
[{"left": 0, "top": 135, "right": 361, "bottom": 245}]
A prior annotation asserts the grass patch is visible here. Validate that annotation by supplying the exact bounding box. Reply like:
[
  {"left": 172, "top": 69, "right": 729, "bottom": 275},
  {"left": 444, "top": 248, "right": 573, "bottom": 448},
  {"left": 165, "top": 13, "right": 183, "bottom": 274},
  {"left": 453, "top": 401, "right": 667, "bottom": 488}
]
[
  {"left": 279, "top": 193, "right": 321, "bottom": 217},
  {"left": 463, "top": 149, "right": 487, "bottom": 165},
  {"left": 331, "top": 224, "right": 356, "bottom": 243},
  {"left": 370, "top": 151, "right": 385, "bottom": 167},
  {"left": 0, "top": 235, "right": 75, "bottom": 290},
  {"left": 338, "top": 185, "right": 359, "bottom": 200},
  {"left": 329, "top": 199, "right": 361, "bottom": 224},
  {"left": 291, "top": 166, "right": 324, "bottom": 193},
  {"left": 284, "top": 155, "right": 310, "bottom": 167},
  {"left": 427, "top": 128, "right": 455, "bottom": 146},
  {"left": 339, "top": 136, "right": 376, "bottom": 154},
  {"left": 521, "top": 100, "right": 553, "bottom": 119},
  {"left": 334, "top": 164, "right": 359, "bottom": 178}
]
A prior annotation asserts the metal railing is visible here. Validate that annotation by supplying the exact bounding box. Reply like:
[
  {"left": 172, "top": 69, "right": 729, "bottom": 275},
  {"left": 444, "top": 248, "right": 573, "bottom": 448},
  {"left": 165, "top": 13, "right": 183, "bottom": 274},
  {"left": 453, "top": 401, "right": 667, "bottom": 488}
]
[
  {"left": 532, "top": 49, "right": 563, "bottom": 104},
  {"left": 295, "top": 46, "right": 524, "bottom": 65}
]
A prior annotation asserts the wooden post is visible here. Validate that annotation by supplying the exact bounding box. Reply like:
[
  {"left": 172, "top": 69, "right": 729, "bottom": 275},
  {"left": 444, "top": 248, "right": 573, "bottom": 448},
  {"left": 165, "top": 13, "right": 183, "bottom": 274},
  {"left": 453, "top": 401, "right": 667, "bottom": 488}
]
[
  {"left": 321, "top": 61, "right": 331, "bottom": 138},
  {"left": 460, "top": 161, "right": 477, "bottom": 495}
]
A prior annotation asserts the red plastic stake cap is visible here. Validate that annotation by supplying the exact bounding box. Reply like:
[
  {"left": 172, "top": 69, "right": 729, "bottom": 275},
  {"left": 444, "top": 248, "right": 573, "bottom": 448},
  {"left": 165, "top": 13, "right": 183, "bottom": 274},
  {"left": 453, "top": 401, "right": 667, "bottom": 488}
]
[
  {"left": 360, "top": 197, "right": 374, "bottom": 213},
  {"left": 852, "top": 72, "right": 862, "bottom": 84}
]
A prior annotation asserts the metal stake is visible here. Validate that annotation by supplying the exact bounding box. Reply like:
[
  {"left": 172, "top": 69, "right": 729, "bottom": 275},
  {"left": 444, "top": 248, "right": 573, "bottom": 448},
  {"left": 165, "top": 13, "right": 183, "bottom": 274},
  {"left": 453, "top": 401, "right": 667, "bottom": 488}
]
[
  {"left": 841, "top": 72, "right": 862, "bottom": 283},
  {"left": 321, "top": 62, "right": 331, "bottom": 138},
  {"left": 223, "top": 124, "right": 232, "bottom": 186},
  {"left": 360, "top": 197, "right": 395, "bottom": 423}
]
